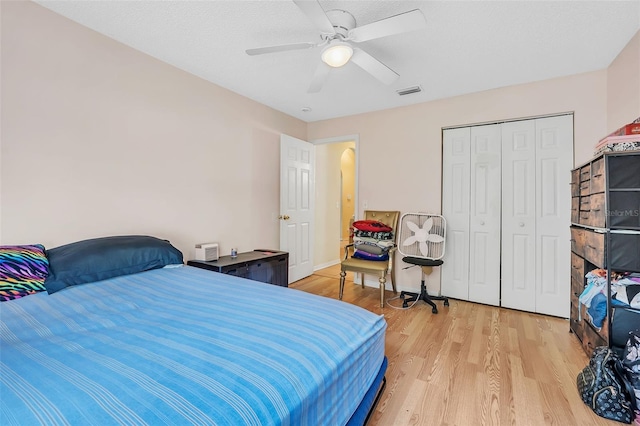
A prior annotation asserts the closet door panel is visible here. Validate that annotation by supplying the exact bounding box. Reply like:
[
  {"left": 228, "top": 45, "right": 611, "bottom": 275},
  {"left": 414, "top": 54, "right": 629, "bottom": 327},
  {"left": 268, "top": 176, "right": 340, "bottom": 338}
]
[
  {"left": 501, "top": 120, "right": 536, "bottom": 312},
  {"left": 534, "top": 115, "right": 573, "bottom": 317},
  {"left": 442, "top": 128, "right": 471, "bottom": 300},
  {"left": 468, "top": 125, "right": 501, "bottom": 306}
]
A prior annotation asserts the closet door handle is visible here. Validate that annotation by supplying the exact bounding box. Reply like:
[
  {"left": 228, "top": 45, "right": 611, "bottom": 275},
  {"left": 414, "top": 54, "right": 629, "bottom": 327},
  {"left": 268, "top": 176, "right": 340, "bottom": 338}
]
[
  {"left": 519, "top": 222, "right": 525, "bottom": 227},
  {"left": 479, "top": 220, "right": 485, "bottom": 226}
]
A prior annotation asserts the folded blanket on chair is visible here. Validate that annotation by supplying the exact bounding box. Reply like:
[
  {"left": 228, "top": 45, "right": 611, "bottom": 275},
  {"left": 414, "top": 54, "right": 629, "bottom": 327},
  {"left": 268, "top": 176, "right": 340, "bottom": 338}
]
[
  {"left": 352, "top": 249, "right": 389, "bottom": 261},
  {"left": 353, "top": 236, "right": 395, "bottom": 248},
  {"left": 353, "top": 230, "right": 394, "bottom": 240},
  {"left": 354, "top": 242, "right": 387, "bottom": 255}
]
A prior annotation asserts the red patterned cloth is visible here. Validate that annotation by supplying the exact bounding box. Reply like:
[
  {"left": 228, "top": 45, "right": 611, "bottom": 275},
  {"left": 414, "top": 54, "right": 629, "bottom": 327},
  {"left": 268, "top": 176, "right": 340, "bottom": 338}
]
[{"left": 352, "top": 220, "right": 392, "bottom": 233}]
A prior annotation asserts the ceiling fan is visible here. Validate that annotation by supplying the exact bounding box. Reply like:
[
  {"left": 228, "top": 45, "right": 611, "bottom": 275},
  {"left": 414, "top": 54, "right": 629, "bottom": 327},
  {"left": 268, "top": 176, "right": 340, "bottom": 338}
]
[{"left": 246, "top": 0, "right": 427, "bottom": 93}]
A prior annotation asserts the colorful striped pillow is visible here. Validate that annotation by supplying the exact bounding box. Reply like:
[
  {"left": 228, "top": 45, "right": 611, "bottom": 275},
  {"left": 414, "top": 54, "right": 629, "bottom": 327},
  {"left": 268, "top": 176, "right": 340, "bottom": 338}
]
[{"left": 0, "top": 244, "right": 49, "bottom": 301}]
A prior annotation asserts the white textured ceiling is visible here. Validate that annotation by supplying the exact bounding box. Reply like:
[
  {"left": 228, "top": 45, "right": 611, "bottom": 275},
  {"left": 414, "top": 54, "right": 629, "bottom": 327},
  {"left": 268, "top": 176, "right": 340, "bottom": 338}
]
[{"left": 35, "top": 0, "right": 640, "bottom": 122}]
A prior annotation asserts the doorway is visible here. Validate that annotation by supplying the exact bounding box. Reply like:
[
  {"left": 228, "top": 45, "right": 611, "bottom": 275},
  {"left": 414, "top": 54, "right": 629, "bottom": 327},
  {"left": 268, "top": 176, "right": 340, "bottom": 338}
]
[
  {"left": 340, "top": 147, "right": 356, "bottom": 246},
  {"left": 312, "top": 136, "right": 358, "bottom": 270}
]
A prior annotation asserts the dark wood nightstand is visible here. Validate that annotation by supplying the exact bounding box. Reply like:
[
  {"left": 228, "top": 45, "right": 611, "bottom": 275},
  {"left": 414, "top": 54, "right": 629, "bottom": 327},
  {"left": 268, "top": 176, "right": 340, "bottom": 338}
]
[{"left": 187, "top": 249, "right": 289, "bottom": 287}]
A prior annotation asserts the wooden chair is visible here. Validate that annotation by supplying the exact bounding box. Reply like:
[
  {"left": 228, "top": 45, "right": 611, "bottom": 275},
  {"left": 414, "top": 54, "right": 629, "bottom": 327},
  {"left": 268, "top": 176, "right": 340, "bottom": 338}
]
[{"left": 339, "top": 210, "right": 400, "bottom": 307}]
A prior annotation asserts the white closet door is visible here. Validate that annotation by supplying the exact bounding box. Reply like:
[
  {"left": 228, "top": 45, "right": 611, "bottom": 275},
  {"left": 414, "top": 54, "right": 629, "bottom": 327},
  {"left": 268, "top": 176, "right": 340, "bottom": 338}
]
[
  {"left": 468, "top": 125, "right": 502, "bottom": 306},
  {"left": 442, "top": 127, "right": 471, "bottom": 300},
  {"left": 501, "top": 120, "right": 537, "bottom": 312},
  {"left": 534, "top": 115, "right": 573, "bottom": 317},
  {"left": 442, "top": 115, "right": 573, "bottom": 315}
]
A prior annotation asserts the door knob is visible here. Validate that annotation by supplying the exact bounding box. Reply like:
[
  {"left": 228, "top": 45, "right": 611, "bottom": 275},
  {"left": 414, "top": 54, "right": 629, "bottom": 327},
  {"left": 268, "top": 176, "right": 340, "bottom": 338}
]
[
  {"left": 279, "top": 215, "right": 290, "bottom": 220},
  {"left": 519, "top": 222, "right": 525, "bottom": 227},
  {"left": 479, "top": 220, "right": 485, "bottom": 226}
]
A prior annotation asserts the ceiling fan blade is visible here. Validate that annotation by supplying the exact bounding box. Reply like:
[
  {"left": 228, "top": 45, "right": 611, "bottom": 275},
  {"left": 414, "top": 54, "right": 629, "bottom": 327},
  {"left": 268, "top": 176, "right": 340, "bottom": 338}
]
[
  {"left": 307, "top": 63, "right": 331, "bottom": 93},
  {"left": 293, "top": 0, "right": 336, "bottom": 35},
  {"left": 348, "top": 9, "right": 426, "bottom": 43},
  {"left": 350, "top": 48, "right": 399, "bottom": 85},
  {"left": 246, "top": 42, "right": 317, "bottom": 56}
]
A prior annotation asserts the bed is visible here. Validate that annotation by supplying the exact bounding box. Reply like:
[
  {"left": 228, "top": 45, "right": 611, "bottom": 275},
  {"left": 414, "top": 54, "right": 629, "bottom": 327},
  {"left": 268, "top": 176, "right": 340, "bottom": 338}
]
[{"left": 0, "top": 236, "right": 387, "bottom": 425}]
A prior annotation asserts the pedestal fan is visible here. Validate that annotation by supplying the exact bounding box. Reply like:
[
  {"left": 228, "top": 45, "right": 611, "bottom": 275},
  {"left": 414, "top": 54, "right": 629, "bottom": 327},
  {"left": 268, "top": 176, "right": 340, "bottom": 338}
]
[{"left": 395, "top": 212, "right": 449, "bottom": 313}]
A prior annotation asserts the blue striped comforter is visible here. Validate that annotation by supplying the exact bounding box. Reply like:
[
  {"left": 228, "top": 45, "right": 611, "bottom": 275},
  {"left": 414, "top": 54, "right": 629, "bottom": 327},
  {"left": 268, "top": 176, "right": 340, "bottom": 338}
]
[{"left": 0, "top": 266, "right": 386, "bottom": 425}]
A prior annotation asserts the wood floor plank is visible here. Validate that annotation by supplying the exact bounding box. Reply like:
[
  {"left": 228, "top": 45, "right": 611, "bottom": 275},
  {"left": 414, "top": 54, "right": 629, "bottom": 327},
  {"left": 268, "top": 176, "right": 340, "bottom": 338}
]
[
  {"left": 466, "top": 304, "right": 489, "bottom": 365},
  {"left": 395, "top": 377, "right": 429, "bottom": 426},
  {"left": 498, "top": 349, "right": 517, "bottom": 426},
  {"left": 290, "top": 265, "right": 614, "bottom": 425}
]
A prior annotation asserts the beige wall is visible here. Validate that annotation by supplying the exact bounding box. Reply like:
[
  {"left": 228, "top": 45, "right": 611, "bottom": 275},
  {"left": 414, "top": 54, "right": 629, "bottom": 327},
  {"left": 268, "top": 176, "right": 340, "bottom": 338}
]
[
  {"left": 313, "top": 140, "right": 355, "bottom": 268},
  {"left": 607, "top": 30, "right": 640, "bottom": 132},
  {"left": 0, "top": 1, "right": 306, "bottom": 258}
]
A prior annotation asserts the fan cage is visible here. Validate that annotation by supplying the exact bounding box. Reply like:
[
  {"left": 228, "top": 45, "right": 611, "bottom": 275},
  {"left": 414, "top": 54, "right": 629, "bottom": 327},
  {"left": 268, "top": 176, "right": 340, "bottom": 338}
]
[{"left": 397, "top": 213, "right": 446, "bottom": 260}]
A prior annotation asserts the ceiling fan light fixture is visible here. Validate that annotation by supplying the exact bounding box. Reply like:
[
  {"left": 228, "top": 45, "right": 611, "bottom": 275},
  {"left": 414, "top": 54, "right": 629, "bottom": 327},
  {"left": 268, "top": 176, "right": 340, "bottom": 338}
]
[{"left": 321, "top": 41, "right": 353, "bottom": 67}]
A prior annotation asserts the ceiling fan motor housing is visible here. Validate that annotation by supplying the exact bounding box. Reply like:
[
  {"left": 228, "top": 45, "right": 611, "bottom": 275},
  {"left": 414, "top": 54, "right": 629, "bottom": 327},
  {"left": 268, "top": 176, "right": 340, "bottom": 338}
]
[{"left": 325, "top": 9, "right": 356, "bottom": 38}]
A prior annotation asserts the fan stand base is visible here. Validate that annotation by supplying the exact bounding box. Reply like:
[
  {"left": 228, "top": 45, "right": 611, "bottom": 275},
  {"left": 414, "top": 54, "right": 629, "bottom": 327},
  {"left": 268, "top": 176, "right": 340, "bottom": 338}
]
[{"left": 400, "top": 268, "right": 449, "bottom": 314}]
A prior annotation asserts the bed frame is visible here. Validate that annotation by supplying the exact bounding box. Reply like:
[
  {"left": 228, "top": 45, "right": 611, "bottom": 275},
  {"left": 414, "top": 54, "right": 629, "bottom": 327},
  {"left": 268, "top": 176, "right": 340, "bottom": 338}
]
[{"left": 347, "top": 357, "right": 388, "bottom": 425}]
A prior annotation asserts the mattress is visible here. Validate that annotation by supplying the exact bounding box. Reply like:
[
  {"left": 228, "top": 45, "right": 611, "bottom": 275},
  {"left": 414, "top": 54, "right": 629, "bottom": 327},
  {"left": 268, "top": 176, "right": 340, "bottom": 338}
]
[{"left": 0, "top": 266, "right": 386, "bottom": 425}]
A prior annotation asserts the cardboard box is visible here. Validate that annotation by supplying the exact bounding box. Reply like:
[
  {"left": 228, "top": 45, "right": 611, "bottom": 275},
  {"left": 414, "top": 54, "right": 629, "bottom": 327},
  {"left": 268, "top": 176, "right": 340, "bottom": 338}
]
[
  {"left": 610, "top": 123, "right": 640, "bottom": 136},
  {"left": 599, "top": 117, "right": 640, "bottom": 144}
]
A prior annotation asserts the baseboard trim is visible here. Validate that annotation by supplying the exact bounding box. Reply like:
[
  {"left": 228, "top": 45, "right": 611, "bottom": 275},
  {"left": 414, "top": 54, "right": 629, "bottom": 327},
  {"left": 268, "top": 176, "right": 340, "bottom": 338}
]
[{"left": 314, "top": 259, "right": 340, "bottom": 271}]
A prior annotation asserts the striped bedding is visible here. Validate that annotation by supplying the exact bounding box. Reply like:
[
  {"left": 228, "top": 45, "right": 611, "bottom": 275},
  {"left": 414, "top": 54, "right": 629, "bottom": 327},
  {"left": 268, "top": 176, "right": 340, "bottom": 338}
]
[{"left": 0, "top": 266, "right": 386, "bottom": 426}]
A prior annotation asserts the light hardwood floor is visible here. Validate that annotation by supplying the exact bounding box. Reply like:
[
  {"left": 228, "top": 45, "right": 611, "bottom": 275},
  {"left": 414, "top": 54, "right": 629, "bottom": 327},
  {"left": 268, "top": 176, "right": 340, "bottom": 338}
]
[{"left": 290, "top": 264, "right": 614, "bottom": 426}]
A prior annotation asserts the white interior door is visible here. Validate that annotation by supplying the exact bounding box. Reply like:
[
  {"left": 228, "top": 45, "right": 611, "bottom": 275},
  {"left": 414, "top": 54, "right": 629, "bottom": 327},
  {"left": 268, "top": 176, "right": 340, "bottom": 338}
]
[
  {"left": 468, "top": 124, "right": 502, "bottom": 306},
  {"left": 501, "top": 120, "right": 537, "bottom": 312},
  {"left": 533, "top": 115, "right": 573, "bottom": 317},
  {"left": 280, "top": 134, "right": 315, "bottom": 284},
  {"left": 442, "top": 127, "right": 471, "bottom": 300}
]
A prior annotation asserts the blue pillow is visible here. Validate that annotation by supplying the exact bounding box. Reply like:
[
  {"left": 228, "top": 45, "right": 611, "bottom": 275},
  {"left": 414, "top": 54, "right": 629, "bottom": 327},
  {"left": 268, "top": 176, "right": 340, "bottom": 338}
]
[{"left": 44, "top": 235, "right": 183, "bottom": 294}]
